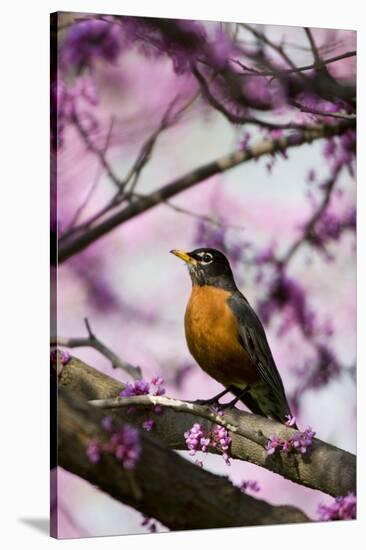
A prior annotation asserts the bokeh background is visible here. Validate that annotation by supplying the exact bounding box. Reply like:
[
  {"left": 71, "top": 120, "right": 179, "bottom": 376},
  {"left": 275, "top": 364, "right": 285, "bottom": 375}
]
[{"left": 52, "top": 13, "right": 356, "bottom": 537}]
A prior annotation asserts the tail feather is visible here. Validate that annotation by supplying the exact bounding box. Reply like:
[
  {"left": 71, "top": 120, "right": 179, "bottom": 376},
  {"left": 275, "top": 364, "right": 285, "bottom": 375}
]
[
  {"left": 230, "top": 384, "right": 297, "bottom": 428},
  {"left": 230, "top": 386, "right": 267, "bottom": 417}
]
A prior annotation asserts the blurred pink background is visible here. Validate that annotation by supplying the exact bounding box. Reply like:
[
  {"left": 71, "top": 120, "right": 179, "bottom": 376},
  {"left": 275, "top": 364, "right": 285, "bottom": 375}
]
[{"left": 54, "top": 15, "right": 356, "bottom": 537}]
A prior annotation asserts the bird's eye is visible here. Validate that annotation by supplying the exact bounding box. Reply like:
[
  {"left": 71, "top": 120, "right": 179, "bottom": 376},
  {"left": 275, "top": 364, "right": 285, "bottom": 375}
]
[{"left": 200, "top": 252, "right": 213, "bottom": 265}]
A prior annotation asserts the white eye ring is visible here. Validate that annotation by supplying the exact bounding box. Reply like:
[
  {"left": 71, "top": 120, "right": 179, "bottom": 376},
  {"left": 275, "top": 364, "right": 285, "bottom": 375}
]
[{"left": 198, "top": 252, "right": 213, "bottom": 265}]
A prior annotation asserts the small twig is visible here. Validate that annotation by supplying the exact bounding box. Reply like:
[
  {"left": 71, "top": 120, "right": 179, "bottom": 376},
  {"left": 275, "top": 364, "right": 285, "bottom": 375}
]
[
  {"left": 279, "top": 164, "right": 342, "bottom": 267},
  {"left": 233, "top": 50, "right": 356, "bottom": 78},
  {"left": 72, "top": 112, "right": 123, "bottom": 188},
  {"left": 292, "top": 101, "right": 356, "bottom": 121},
  {"left": 83, "top": 317, "right": 95, "bottom": 338},
  {"left": 122, "top": 97, "right": 180, "bottom": 197},
  {"left": 65, "top": 117, "right": 116, "bottom": 232},
  {"left": 89, "top": 394, "right": 278, "bottom": 447},
  {"left": 51, "top": 318, "right": 142, "bottom": 380},
  {"left": 193, "top": 65, "right": 311, "bottom": 130},
  {"left": 304, "top": 28, "right": 322, "bottom": 68},
  {"left": 162, "top": 200, "right": 246, "bottom": 230},
  {"left": 61, "top": 94, "right": 198, "bottom": 242},
  {"left": 240, "top": 23, "right": 307, "bottom": 82}
]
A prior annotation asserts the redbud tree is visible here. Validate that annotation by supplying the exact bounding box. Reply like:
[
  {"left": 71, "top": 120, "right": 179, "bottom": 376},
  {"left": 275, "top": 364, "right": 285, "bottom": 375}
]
[{"left": 51, "top": 13, "right": 356, "bottom": 537}]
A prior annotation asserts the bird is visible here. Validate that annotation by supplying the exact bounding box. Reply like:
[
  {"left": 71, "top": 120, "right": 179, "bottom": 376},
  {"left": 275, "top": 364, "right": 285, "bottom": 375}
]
[{"left": 170, "top": 247, "right": 296, "bottom": 427}]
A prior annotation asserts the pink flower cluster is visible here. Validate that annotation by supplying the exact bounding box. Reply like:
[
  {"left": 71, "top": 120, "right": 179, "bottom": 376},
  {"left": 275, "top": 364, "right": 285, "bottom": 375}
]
[
  {"left": 184, "top": 422, "right": 232, "bottom": 465},
  {"left": 323, "top": 130, "right": 356, "bottom": 176},
  {"left": 50, "top": 348, "right": 71, "bottom": 367},
  {"left": 258, "top": 273, "right": 315, "bottom": 338},
  {"left": 239, "top": 480, "right": 260, "bottom": 494},
  {"left": 52, "top": 77, "right": 99, "bottom": 148},
  {"left": 119, "top": 376, "right": 166, "bottom": 431},
  {"left": 141, "top": 516, "right": 158, "bottom": 533},
  {"left": 317, "top": 493, "right": 356, "bottom": 521},
  {"left": 61, "top": 19, "right": 122, "bottom": 71},
  {"left": 120, "top": 376, "right": 166, "bottom": 398},
  {"left": 265, "top": 426, "right": 316, "bottom": 456},
  {"left": 86, "top": 416, "right": 141, "bottom": 470},
  {"left": 313, "top": 207, "right": 356, "bottom": 251}
]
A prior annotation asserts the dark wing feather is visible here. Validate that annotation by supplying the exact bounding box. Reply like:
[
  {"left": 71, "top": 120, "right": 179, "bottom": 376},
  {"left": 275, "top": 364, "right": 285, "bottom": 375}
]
[
  {"left": 230, "top": 386, "right": 267, "bottom": 417},
  {"left": 228, "top": 291, "right": 293, "bottom": 422}
]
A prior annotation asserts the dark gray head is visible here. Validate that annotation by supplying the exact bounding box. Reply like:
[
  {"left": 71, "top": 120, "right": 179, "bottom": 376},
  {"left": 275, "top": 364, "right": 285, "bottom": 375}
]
[{"left": 170, "top": 247, "right": 237, "bottom": 290}]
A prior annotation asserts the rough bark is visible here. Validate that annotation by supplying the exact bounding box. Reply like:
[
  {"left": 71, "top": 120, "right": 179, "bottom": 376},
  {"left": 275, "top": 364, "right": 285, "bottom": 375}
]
[
  {"left": 57, "top": 357, "right": 356, "bottom": 500},
  {"left": 57, "top": 357, "right": 309, "bottom": 529}
]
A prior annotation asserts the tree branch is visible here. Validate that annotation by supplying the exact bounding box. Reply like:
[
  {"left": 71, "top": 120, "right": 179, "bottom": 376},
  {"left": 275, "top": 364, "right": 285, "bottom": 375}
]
[
  {"left": 162, "top": 200, "right": 246, "bottom": 230},
  {"left": 240, "top": 23, "right": 308, "bottom": 80},
  {"left": 61, "top": 97, "right": 182, "bottom": 242},
  {"left": 57, "top": 356, "right": 309, "bottom": 530},
  {"left": 72, "top": 112, "right": 123, "bottom": 188},
  {"left": 192, "top": 64, "right": 309, "bottom": 129},
  {"left": 291, "top": 101, "right": 356, "bottom": 121},
  {"left": 304, "top": 28, "right": 323, "bottom": 68},
  {"left": 65, "top": 116, "right": 116, "bottom": 232},
  {"left": 279, "top": 164, "right": 342, "bottom": 267},
  {"left": 90, "top": 394, "right": 268, "bottom": 446},
  {"left": 57, "top": 121, "right": 354, "bottom": 263},
  {"left": 59, "top": 356, "right": 356, "bottom": 498},
  {"left": 51, "top": 318, "right": 142, "bottom": 380},
  {"left": 233, "top": 50, "right": 357, "bottom": 78}
]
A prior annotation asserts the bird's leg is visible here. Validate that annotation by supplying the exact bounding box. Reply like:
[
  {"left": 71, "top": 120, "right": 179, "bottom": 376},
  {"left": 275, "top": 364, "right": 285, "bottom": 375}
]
[
  {"left": 194, "top": 386, "right": 234, "bottom": 407},
  {"left": 220, "top": 386, "right": 251, "bottom": 410}
]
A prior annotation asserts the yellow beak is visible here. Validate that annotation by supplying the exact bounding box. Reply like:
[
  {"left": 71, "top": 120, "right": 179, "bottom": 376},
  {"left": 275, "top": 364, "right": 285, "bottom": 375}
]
[{"left": 170, "top": 249, "right": 197, "bottom": 266}]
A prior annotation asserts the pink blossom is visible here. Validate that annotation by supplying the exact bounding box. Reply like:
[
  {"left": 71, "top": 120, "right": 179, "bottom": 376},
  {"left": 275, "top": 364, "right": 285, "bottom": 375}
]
[
  {"left": 142, "top": 419, "right": 155, "bottom": 431},
  {"left": 239, "top": 480, "right": 260, "bottom": 493},
  {"left": 317, "top": 493, "right": 356, "bottom": 521},
  {"left": 86, "top": 441, "right": 101, "bottom": 464},
  {"left": 86, "top": 424, "right": 141, "bottom": 470},
  {"left": 265, "top": 427, "right": 316, "bottom": 456},
  {"left": 50, "top": 348, "right": 71, "bottom": 367},
  {"left": 184, "top": 423, "right": 205, "bottom": 456},
  {"left": 61, "top": 19, "right": 122, "bottom": 70},
  {"left": 120, "top": 379, "right": 150, "bottom": 397},
  {"left": 184, "top": 422, "right": 232, "bottom": 465},
  {"left": 101, "top": 416, "right": 114, "bottom": 433}
]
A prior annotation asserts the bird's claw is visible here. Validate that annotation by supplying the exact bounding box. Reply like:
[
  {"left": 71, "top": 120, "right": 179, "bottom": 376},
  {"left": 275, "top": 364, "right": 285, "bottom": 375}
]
[
  {"left": 217, "top": 400, "right": 239, "bottom": 411},
  {"left": 194, "top": 398, "right": 220, "bottom": 407}
]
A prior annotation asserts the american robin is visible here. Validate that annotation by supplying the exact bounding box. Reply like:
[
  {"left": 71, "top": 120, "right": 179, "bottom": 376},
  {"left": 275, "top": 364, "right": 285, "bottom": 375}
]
[{"left": 170, "top": 247, "right": 296, "bottom": 426}]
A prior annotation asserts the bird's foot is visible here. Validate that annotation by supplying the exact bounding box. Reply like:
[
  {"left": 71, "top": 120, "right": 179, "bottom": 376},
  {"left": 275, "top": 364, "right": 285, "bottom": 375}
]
[
  {"left": 193, "top": 386, "right": 234, "bottom": 408},
  {"left": 218, "top": 398, "right": 240, "bottom": 410},
  {"left": 218, "top": 386, "right": 251, "bottom": 410},
  {"left": 194, "top": 397, "right": 221, "bottom": 407}
]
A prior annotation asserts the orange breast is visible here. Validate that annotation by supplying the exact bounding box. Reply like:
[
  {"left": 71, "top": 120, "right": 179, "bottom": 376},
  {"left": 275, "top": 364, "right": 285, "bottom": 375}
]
[{"left": 184, "top": 285, "right": 258, "bottom": 387}]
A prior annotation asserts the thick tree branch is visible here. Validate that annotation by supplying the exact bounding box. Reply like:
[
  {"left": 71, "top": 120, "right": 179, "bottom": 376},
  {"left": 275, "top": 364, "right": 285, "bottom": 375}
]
[
  {"left": 58, "top": 357, "right": 309, "bottom": 529},
  {"left": 57, "top": 121, "right": 354, "bottom": 263},
  {"left": 90, "top": 394, "right": 267, "bottom": 446},
  {"left": 59, "top": 356, "right": 356, "bottom": 498}
]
